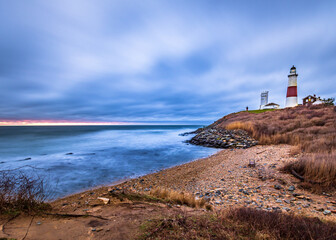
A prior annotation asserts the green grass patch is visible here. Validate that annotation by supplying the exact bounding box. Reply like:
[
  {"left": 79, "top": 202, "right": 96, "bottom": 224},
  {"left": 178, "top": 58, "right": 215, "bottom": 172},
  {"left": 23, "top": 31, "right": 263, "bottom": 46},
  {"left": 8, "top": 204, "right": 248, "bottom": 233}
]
[{"left": 247, "top": 109, "right": 277, "bottom": 113}]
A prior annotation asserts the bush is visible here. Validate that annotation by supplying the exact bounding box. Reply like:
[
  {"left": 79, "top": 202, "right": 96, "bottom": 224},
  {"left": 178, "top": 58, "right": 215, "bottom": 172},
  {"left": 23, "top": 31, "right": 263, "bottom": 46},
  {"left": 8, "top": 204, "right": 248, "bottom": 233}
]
[
  {"left": 138, "top": 208, "right": 336, "bottom": 240},
  {"left": 0, "top": 169, "right": 51, "bottom": 214}
]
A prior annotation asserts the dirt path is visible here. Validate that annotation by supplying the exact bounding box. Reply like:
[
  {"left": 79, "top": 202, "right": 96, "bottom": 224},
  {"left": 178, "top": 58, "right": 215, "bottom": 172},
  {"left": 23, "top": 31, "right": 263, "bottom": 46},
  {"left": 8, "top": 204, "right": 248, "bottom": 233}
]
[
  {"left": 0, "top": 200, "right": 202, "bottom": 239},
  {"left": 1, "top": 145, "right": 335, "bottom": 239}
]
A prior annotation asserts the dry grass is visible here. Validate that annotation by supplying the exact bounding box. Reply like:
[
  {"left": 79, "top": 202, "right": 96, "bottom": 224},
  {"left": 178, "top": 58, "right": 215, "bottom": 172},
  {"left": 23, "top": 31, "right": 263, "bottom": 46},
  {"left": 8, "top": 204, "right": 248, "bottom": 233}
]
[
  {"left": 149, "top": 187, "right": 207, "bottom": 209},
  {"left": 109, "top": 188, "right": 210, "bottom": 209},
  {"left": 216, "top": 105, "right": 335, "bottom": 153},
  {"left": 138, "top": 207, "right": 336, "bottom": 240},
  {"left": 282, "top": 153, "right": 336, "bottom": 192},
  {"left": 0, "top": 169, "right": 51, "bottom": 214},
  {"left": 225, "top": 121, "right": 254, "bottom": 133}
]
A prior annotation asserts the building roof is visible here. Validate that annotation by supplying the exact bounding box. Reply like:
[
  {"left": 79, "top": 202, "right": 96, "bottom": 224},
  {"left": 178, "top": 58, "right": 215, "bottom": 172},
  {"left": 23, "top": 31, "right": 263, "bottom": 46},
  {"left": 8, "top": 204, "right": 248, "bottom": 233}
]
[
  {"left": 264, "top": 103, "right": 279, "bottom": 106},
  {"left": 302, "top": 95, "right": 319, "bottom": 100}
]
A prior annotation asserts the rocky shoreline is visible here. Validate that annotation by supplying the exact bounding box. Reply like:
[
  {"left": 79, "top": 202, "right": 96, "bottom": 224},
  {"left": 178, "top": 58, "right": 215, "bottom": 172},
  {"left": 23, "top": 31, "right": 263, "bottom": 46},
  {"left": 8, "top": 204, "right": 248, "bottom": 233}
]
[{"left": 187, "top": 127, "right": 258, "bottom": 149}]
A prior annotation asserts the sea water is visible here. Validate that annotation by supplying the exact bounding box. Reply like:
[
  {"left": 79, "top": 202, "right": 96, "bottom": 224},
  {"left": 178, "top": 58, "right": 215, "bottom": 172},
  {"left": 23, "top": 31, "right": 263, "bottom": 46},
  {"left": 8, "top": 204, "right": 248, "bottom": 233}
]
[{"left": 0, "top": 125, "right": 218, "bottom": 199}]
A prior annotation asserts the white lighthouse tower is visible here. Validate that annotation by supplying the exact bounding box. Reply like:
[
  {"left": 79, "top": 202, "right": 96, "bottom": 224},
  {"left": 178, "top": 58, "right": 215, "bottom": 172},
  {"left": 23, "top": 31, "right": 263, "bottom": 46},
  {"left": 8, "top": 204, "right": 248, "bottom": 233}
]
[
  {"left": 285, "top": 65, "right": 298, "bottom": 108},
  {"left": 260, "top": 91, "right": 269, "bottom": 109}
]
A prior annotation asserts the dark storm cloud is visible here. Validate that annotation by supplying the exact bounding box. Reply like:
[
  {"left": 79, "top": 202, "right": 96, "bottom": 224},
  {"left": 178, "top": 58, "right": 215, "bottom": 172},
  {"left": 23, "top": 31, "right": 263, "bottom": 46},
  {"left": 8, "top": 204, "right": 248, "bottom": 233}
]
[{"left": 0, "top": 0, "right": 335, "bottom": 123}]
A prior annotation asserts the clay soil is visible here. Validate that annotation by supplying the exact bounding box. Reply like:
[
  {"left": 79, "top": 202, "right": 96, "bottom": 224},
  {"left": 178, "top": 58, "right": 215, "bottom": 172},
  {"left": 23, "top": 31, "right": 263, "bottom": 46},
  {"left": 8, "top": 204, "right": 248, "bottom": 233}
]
[{"left": 1, "top": 145, "right": 335, "bottom": 239}]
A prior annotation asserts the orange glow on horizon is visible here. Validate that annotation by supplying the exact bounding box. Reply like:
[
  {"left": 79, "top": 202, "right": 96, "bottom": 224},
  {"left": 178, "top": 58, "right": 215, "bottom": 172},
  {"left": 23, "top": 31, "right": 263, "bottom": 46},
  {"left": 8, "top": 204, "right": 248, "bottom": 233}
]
[{"left": 0, "top": 120, "right": 132, "bottom": 126}]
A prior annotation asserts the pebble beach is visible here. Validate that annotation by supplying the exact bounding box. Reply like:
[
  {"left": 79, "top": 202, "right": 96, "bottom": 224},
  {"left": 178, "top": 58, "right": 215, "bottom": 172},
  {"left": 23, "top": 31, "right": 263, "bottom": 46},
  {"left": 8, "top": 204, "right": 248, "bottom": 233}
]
[{"left": 111, "top": 144, "right": 336, "bottom": 220}]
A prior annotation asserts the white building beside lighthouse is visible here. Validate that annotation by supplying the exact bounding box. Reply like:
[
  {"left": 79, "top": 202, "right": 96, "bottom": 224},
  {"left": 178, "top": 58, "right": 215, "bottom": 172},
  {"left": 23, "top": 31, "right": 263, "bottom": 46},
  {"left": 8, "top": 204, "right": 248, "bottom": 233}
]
[
  {"left": 260, "top": 91, "right": 269, "bottom": 109},
  {"left": 285, "top": 66, "right": 298, "bottom": 108}
]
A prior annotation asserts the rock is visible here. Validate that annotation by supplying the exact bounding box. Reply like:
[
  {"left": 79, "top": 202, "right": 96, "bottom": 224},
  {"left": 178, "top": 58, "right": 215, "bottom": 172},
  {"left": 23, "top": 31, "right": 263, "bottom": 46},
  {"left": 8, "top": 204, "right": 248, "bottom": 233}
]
[
  {"left": 204, "top": 196, "right": 211, "bottom": 202},
  {"left": 323, "top": 210, "right": 331, "bottom": 215},
  {"left": 248, "top": 160, "right": 256, "bottom": 168},
  {"left": 65, "top": 152, "right": 73, "bottom": 155},
  {"left": 187, "top": 128, "right": 257, "bottom": 149},
  {"left": 283, "top": 207, "right": 291, "bottom": 212},
  {"left": 97, "top": 197, "right": 110, "bottom": 205},
  {"left": 276, "top": 199, "right": 282, "bottom": 203},
  {"left": 288, "top": 186, "right": 295, "bottom": 191},
  {"left": 274, "top": 185, "right": 282, "bottom": 190}
]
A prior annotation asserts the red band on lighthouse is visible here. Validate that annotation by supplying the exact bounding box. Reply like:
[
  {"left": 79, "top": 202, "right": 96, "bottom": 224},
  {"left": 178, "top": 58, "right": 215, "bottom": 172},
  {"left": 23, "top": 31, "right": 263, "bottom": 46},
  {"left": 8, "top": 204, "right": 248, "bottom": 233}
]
[{"left": 286, "top": 86, "right": 297, "bottom": 97}]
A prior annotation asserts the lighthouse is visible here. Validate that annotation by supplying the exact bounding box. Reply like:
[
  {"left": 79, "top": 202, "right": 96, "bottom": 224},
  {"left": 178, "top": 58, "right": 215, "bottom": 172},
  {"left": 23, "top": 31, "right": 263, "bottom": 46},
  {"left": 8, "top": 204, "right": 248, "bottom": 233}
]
[{"left": 285, "top": 65, "right": 298, "bottom": 107}]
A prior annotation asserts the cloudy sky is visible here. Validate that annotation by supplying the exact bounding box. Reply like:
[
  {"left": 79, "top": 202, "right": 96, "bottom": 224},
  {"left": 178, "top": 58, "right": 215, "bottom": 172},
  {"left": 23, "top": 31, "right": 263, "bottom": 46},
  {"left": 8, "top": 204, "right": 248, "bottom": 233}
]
[{"left": 0, "top": 0, "right": 335, "bottom": 124}]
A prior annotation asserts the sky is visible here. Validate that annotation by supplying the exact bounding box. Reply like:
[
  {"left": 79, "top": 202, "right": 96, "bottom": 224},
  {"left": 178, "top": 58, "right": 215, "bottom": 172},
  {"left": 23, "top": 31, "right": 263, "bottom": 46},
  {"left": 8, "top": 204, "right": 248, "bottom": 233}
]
[{"left": 0, "top": 0, "right": 335, "bottom": 124}]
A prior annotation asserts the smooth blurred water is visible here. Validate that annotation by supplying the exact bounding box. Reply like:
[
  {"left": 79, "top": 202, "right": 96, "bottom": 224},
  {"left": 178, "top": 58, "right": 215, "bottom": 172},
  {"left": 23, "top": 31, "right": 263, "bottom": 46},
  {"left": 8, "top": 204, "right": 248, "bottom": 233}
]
[{"left": 0, "top": 125, "right": 218, "bottom": 199}]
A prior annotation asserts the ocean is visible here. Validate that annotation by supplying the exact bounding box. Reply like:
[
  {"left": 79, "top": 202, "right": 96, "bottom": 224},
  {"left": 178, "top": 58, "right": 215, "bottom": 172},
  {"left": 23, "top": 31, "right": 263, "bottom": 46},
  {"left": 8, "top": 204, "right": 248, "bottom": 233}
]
[{"left": 0, "top": 125, "right": 218, "bottom": 199}]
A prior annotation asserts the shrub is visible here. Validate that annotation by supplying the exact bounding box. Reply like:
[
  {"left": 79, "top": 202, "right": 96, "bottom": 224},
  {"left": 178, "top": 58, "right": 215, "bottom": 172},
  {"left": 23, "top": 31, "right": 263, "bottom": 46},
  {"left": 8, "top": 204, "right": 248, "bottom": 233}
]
[
  {"left": 0, "top": 169, "right": 51, "bottom": 214},
  {"left": 225, "top": 208, "right": 336, "bottom": 240},
  {"left": 138, "top": 208, "right": 336, "bottom": 240}
]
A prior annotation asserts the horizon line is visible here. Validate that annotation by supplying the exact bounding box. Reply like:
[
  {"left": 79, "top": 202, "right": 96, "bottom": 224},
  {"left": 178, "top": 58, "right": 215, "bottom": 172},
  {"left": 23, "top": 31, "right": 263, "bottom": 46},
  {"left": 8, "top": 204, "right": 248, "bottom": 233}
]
[{"left": 0, "top": 120, "right": 206, "bottom": 126}]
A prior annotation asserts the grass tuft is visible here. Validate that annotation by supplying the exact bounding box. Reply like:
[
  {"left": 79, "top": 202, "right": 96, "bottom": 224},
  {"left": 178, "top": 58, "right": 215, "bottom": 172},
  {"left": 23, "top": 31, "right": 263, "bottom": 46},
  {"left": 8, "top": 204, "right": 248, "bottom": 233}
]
[
  {"left": 282, "top": 153, "right": 336, "bottom": 192},
  {"left": 149, "top": 187, "right": 207, "bottom": 209}
]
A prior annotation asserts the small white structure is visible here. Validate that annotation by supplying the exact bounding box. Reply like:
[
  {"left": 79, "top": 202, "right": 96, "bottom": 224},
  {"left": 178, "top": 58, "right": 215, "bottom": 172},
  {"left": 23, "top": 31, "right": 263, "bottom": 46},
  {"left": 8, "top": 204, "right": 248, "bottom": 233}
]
[
  {"left": 260, "top": 91, "right": 269, "bottom": 109},
  {"left": 263, "top": 103, "right": 280, "bottom": 109},
  {"left": 285, "top": 66, "right": 298, "bottom": 107},
  {"left": 260, "top": 91, "right": 279, "bottom": 109},
  {"left": 313, "top": 99, "right": 323, "bottom": 105}
]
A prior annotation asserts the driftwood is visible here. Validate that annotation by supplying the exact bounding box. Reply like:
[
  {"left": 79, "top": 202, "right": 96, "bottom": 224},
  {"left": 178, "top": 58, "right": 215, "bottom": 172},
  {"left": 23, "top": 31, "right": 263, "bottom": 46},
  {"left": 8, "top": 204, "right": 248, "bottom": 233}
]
[
  {"left": 45, "top": 212, "right": 108, "bottom": 220},
  {"left": 256, "top": 150, "right": 267, "bottom": 155},
  {"left": 291, "top": 168, "right": 305, "bottom": 181},
  {"left": 22, "top": 216, "right": 34, "bottom": 240},
  {"left": 290, "top": 168, "right": 321, "bottom": 185}
]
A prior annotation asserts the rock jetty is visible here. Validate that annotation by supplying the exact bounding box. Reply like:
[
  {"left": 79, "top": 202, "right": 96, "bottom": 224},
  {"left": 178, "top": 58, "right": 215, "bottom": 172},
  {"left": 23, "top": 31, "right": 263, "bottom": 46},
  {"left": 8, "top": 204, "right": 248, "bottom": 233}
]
[{"left": 187, "top": 128, "right": 258, "bottom": 149}]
